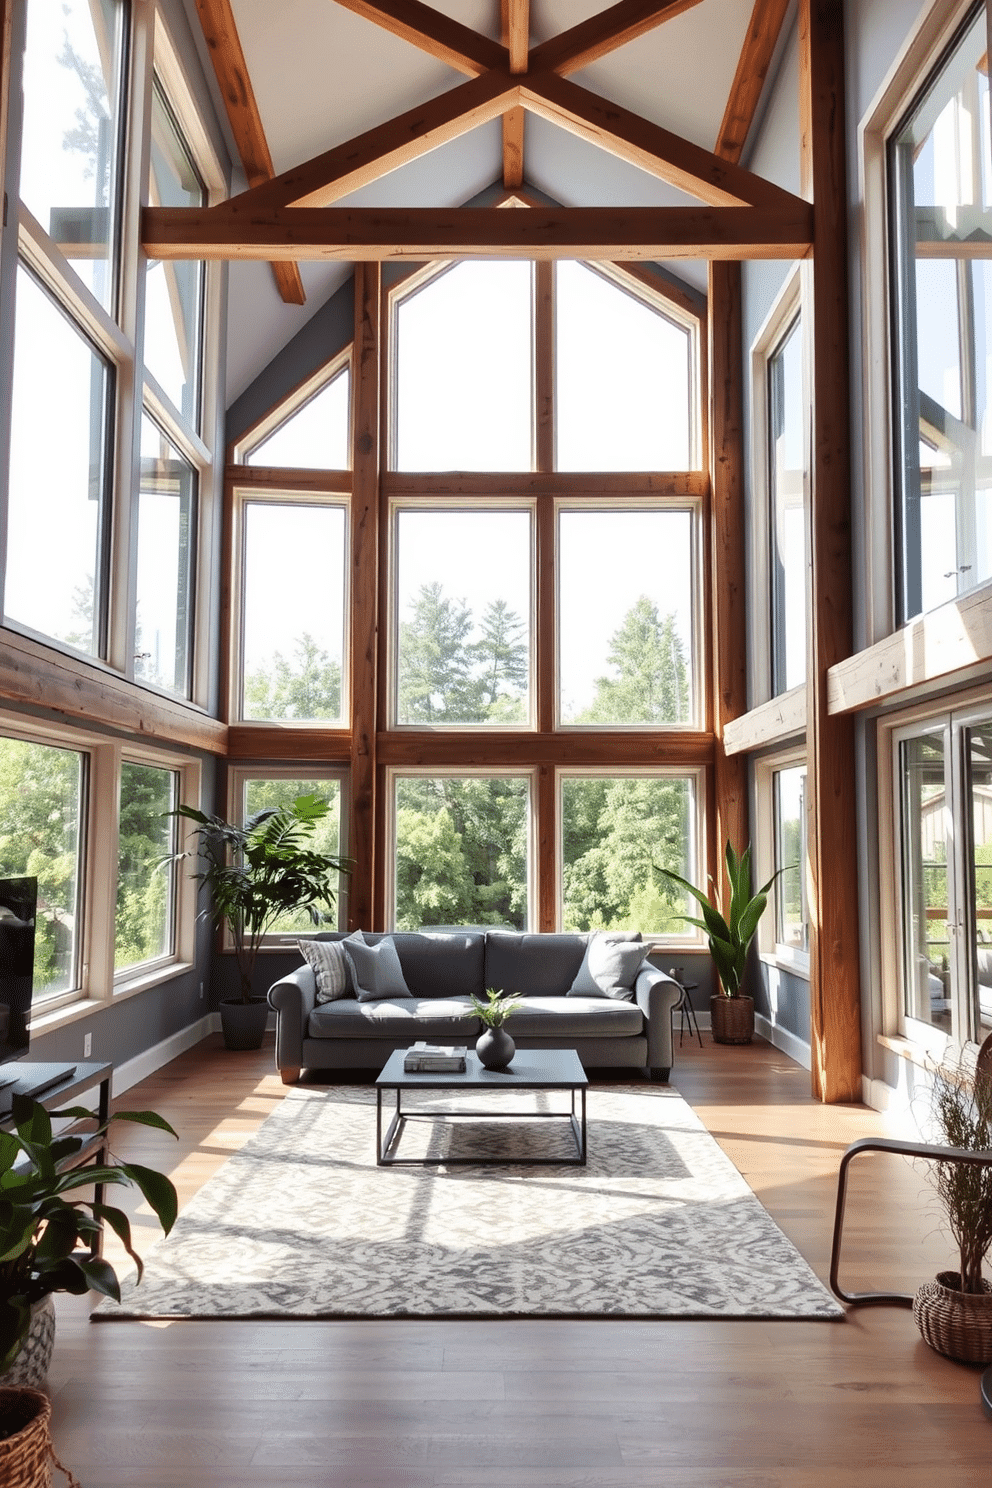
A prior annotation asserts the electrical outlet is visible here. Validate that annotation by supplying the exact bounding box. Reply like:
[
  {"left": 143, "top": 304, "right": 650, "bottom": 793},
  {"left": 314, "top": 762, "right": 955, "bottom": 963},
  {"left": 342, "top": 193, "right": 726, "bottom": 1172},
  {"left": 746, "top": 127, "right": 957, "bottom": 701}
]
[
  {"left": 199, "top": 981, "right": 204, "bottom": 1000},
  {"left": 83, "top": 1033, "right": 92, "bottom": 1058}
]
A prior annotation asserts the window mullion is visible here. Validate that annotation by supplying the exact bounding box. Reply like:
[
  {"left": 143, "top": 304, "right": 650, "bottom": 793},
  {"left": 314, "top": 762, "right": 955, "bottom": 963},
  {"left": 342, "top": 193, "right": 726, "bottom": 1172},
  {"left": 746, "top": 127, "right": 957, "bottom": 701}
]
[{"left": 535, "top": 260, "right": 554, "bottom": 473}]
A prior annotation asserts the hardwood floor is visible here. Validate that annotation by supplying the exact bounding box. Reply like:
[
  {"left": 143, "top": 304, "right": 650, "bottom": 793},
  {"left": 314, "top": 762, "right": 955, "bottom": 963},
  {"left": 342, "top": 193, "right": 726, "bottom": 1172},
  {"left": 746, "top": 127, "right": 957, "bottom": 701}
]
[{"left": 44, "top": 1034, "right": 992, "bottom": 1486}]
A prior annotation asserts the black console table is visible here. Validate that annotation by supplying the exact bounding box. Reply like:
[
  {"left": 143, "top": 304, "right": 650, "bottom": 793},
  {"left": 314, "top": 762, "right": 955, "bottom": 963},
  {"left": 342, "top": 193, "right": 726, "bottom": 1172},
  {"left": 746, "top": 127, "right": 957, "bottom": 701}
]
[{"left": 1, "top": 1062, "right": 114, "bottom": 1257}]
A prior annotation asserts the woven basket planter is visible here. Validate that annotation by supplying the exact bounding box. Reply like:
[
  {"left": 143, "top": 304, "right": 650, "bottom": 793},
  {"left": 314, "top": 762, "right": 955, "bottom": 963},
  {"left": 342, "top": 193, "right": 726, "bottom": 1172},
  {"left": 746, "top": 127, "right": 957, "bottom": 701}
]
[
  {"left": 710, "top": 994, "right": 754, "bottom": 1045},
  {"left": 0, "top": 1386, "right": 53, "bottom": 1488},
  {"left": 913, "top": 1272, "right": 992, "bottom": 1364}
]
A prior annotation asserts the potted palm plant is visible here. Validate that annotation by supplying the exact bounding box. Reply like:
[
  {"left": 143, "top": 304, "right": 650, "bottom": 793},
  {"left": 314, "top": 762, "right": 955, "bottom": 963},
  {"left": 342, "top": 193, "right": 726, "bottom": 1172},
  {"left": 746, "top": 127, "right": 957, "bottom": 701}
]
[
  {"left": 0, "top": 1095, "right": 177, "bottom": 1385},
  {"left": 912, "top": 1040, "right": 992, "bottom": 1363},
  {"left": 655, "top": 841, "right": 781, "bottom": 1044},
  {"left": 170, "top": 794, "right": 350, "bottom": 1050}
]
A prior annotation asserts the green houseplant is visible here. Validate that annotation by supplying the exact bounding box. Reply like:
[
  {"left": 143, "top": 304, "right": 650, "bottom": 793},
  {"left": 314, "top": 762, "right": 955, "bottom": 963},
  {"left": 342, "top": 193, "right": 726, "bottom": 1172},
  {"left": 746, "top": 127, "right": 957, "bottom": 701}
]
[
  {"left": 170, "top": 794, "right": 350, "bottom": 1050},
  {"left": 0, "top": 1095, "right": 178, "bottom": 1382},
  {"left": 470, "top": 988, "right": 521, "bottom": 1069},
  {"left": 656, "top": 841, "right": 781, "bottom": 1044}
]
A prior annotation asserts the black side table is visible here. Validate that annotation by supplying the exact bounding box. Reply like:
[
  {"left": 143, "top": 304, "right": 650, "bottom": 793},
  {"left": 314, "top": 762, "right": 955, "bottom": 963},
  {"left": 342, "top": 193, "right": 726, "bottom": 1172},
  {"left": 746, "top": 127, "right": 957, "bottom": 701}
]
[{"left": 668, "top": 970, "right": 703, "bottom": 1048}]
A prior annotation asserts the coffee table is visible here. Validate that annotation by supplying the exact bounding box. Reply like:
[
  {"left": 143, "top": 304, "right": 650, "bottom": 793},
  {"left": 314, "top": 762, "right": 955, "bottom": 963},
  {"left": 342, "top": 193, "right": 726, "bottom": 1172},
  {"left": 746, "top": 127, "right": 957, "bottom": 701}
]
[{"left": 375, "top": 1047, "right": 588, "bottom": 1166}]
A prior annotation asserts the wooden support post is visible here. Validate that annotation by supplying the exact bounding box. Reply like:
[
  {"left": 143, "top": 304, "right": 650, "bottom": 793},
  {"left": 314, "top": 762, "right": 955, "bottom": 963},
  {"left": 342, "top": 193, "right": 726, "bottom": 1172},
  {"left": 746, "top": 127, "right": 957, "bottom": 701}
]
[
  {"left": 349, "top": 263, "right": 381, "bottom": 931},
  {"left": 707, "top": 261, "right": 749, "bottom": 899},
  {"left": 800, "top": 0, "right": 863, "bottom": 1102}
]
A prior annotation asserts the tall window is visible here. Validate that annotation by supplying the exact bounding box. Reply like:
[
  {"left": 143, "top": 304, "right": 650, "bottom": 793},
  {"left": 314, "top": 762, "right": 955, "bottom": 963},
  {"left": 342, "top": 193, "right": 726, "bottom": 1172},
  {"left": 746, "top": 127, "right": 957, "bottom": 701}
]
[
  {"left": 768, "top": 315, "right": 806, "bottom": 692},
  {"left": 115, "top": 762, "right": 178, "bottom": 973},
  {"left": 890, "top": 4, "right": 992, "bottom": 621},
  {"left": 774, "top": 764, "right": 808, "bottom": 956},
  {"left": 236, "top": 774, "right": 346, "bottom": 935},
  {"left": 135, "top": 417, "right": 196, "bottom": 694}
]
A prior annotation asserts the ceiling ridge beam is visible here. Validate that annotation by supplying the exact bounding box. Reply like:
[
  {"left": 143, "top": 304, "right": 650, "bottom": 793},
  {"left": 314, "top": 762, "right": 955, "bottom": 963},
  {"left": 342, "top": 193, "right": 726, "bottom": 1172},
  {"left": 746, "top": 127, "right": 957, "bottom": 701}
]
[
  {"left": 715, "top": 0, "right": 792, "bottom": 163},
  {"left": 194, "top": 0, "right": 305, "bottom": 304},
  {"left": 329, "top": 0, "right": 507, "bottom": 75},
  {"left": 530, "top": 0, "right": 706, "bottom": 77},
  {"left": 142, "top": 202, "right": 814, "bottom": 261},
  {"left": 226, "top": 70, "right": 520, "bottom": 212},
  {"left": 519, "top": 72, "right": 804, "bottom": 210},
  {"left": 501, "top": 1, "right": 529, "bottom": 188}
]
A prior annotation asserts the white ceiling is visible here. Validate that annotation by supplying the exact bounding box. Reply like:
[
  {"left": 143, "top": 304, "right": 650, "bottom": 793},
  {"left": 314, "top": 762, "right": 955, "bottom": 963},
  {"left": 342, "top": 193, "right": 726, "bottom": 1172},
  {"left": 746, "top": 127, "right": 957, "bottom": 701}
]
[{"left": 218, "top": 0, "right": 780, "bottom": 402}]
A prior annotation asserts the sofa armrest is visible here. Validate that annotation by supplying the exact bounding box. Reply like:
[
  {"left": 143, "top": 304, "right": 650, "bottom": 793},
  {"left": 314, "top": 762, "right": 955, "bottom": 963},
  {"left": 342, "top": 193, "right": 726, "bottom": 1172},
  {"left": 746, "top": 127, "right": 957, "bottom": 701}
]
[
  {"left": 635, "top": 963, "right": 682, "bottom": 1078},
  {"left": 268, "top": 965, "right": 317, "bottom": 1072}
]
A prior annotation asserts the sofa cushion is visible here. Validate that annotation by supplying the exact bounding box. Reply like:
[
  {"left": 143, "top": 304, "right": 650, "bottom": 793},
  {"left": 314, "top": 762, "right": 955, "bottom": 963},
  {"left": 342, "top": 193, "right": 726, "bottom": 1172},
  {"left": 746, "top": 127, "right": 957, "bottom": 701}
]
[
  {"left": 485, "top": 932, "right": 587, "bottom": 998},
  {"left": 343, "top": 933, "right": 412, "bottom": 1002},
  {"left": 297, "top": 938, "right": 352, "bottom": 1002},
  {"left": 568, "top": 933, "right": 645, "bottom": 1002},
  {"left": 504, "top": 996, "right": 644, "bottom": 1038},
  {"left": 308, "top": 997, "right": 481, "bottom": 1040},
  {"left": 383, "top": 931, "right": 486, "bottom": 1000}
]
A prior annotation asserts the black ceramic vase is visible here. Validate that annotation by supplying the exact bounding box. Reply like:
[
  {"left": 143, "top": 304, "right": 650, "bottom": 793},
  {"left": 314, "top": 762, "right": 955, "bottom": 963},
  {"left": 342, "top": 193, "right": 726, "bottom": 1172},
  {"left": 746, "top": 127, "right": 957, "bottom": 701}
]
[{"left": 476, "top": 1026, "right": 515, "bottom": 1069}]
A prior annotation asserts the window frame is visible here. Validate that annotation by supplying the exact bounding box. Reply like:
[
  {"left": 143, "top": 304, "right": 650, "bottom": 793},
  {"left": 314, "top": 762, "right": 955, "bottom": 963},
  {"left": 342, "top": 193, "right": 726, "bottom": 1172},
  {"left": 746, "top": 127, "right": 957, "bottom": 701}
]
[
  {"left": 755, "top": 747, "right": 810, "bottom": 975},
  {"left": 231, "top": 349, "right": 354, "bottom": 468}
]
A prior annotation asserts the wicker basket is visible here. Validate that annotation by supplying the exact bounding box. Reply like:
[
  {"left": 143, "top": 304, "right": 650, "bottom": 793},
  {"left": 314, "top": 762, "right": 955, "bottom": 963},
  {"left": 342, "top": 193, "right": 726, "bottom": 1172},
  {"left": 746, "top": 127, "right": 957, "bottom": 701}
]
[
  {"left": 710, "top": 994, "right": 754, "bottom": 1045},
  {"left": 913, "top": 1272, "right": 992, "bottom": 1364},
  {"left": 0, "top": 1388, "right": 80, "bottom": 1488}
]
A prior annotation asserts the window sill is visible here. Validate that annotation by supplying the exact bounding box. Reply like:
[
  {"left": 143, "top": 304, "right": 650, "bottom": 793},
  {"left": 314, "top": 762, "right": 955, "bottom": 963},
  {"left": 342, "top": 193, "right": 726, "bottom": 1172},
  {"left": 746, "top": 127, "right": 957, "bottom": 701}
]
[
  {"left": 112, "top": 960, "right": 196, "bottom": 1001},
  {"left": 759, "top": 950, "right": 810, "bottom": 981}
]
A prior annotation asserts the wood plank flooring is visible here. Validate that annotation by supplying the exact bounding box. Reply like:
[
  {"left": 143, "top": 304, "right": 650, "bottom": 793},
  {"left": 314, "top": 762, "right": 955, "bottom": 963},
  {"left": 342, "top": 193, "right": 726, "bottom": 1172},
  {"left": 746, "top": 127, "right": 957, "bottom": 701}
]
[{"left": 43, "top": 1035, "right": 992, "bottom": 1486}]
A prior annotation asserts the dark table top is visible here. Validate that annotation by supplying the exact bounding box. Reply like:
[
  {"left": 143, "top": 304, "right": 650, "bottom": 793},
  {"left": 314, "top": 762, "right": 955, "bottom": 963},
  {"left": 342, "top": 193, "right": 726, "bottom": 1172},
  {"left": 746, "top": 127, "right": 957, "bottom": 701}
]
[{"left": 376, "top": 1047, "right": 588, "bottom": 1090}]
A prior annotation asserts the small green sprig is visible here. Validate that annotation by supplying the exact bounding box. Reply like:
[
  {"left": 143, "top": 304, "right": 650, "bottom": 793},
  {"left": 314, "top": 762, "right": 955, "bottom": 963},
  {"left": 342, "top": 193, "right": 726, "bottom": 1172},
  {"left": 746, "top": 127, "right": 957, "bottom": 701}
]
[{"left": 470, "top": 987, "right": 521, "bottom": 1028}]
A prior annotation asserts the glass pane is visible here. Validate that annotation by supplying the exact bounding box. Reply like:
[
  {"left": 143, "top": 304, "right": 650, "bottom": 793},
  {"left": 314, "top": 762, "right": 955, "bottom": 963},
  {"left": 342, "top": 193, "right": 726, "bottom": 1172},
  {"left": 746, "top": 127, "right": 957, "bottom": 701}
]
[
  {"left": 394, "top": 263, "right": 532, "bottom": 471},
  {"left": 5, "top": 266, "right": 111, "bottom": 654},
  {"left": 556, "top": 263, "right": 692, "bottom": 471},
  {"left": 242, "top": 504, "right": 347, "bottom": 722},
  {"left": 0, "top": 736, "right": 83, "bottom": 999},
  {"left": 768, "top": 316, "right": 806, "bottom": 693},
  {"left": 967, "top": 723, "right": 992, "bottom": 1036},
  {"left": 243, "top": 778, "right": 342, "bottom": 933},
  {"left": 774, "top": 765, "right": 808, "bottom": 953},
  {"left": 246, "top": 371, "right": 350, "bottom": 468},
  {"left": 892, "top": 9, "right": 992, "bottom": 619},
  {"left": 395, "top": 510, "right": 531, "bottom": 725},
  {"left": 135, "top": 416, "right": 196, "bottom": 696},
  {"left": 19, "top": 0, "right": 125, "bottom": 310},
  {"left": 558, "top": 509, "right": 694, "bottom": 726},
  {"left": 393, "top": 776, "right": 529, "bottom": 930},
  {"left": 144, "top": 79, "right": 205, "bottom": 426},
  {"left": 116, "top": 763, "right": 177, "bottom": 972},
  {"left": 900, "top": 730, "right": 950, "bottom": 1032},
  {"left": 561, "top": 774, "right": 694, "bottom": 934}
]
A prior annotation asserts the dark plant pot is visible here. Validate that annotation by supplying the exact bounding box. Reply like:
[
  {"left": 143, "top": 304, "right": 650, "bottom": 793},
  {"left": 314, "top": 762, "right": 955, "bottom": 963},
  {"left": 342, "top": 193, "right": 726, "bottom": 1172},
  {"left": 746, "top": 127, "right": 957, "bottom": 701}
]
[
  {"left": 477, "top": 1026, "right": 515, "bottom": 1069},
  {"left": 913, "top": 1271, "right": 992, "bottom": 1363},
  {"left": 220, "top": 997, "right": 270, "bottom": 1051},
  {"left": 710, "top": 994, "right": 754, "bottom": 1045}
]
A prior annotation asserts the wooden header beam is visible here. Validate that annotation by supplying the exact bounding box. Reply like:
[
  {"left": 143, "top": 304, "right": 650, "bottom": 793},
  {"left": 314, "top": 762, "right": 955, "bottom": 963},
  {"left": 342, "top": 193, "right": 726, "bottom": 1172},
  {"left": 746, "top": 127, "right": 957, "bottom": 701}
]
[
  {"left": 194, "top": 0, "right": 305, "bottom": 304},
  {"left": 142, "top": 202, "right": 814, "bottom": 261}
]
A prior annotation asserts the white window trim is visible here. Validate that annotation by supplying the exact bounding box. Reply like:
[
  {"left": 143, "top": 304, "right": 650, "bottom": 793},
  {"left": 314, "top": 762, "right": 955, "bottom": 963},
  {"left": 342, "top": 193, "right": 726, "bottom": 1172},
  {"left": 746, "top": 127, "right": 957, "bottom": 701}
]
[
  {"left": 556, "top": 764, "right": 706, "bottom": 942},
  {"left": 754, "top": 746, "right": 810, "bottom": 978},
  {"left": 231, "top": 349, "right": 354, "bottom": 466},
  {"left": 385, "top": 765, "right": 538, "bottom": 932},
  {"left": 554, "top": 497, "right": 704, "bottom": 732},
  {"left": 229, "top": 485, "right": 352, "bottom": 727},
  {"left": 387, "top": 495, "right": 538, "bottom": 732},
  {"left": 225, "top": 766, "right": 351, "bottom": 946}
]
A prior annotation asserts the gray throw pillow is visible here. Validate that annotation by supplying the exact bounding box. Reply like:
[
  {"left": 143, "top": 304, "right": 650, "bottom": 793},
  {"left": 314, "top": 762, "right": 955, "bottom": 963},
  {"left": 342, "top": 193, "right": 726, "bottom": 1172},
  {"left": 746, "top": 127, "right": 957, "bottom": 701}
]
[
  {"left": 568, "top": 933, "right": 645, "bottom": 1001},
  {"left": 342, "top": 932, "right": 412, "bottom": 1002},
  {"left": 297, "top": 939, "right": 352, "bottom": 1003}
]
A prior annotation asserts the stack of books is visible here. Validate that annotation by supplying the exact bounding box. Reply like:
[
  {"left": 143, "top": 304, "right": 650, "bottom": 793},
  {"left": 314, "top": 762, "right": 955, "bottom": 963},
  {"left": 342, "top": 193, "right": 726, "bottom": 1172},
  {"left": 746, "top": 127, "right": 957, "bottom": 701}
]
[{"left": 403, "top": 1042, "right": 467, "bottom": 1073}]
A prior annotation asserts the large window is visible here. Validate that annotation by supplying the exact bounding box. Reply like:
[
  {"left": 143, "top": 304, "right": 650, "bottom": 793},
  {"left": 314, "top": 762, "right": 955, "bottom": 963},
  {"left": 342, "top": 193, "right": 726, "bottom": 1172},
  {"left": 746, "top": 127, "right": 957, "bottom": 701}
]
[
  {"left": 768, "top": 314, "right": 806, "bottom": 693},
  {"left": 135, "top": 416, "right": 196, "bottom": 694},
  {"left": 890, "top": 3, "right": 992, "bottom": 622},
  {"left": 233, "top": 772, "right": 346, "bottom": 936},
  {"left": 115, "top": 762, "right": 178, "bottom": 973},
  {"left": 890, "top": 702, "right": 992, "bottom": 1051}
]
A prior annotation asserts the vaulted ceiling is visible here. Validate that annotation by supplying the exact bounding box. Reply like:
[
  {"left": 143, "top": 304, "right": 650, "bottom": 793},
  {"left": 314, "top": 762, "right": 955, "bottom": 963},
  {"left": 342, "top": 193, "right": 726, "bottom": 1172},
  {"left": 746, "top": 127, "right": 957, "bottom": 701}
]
[{"left": 187, "top": 1, "right": 796, "bottom": 400}]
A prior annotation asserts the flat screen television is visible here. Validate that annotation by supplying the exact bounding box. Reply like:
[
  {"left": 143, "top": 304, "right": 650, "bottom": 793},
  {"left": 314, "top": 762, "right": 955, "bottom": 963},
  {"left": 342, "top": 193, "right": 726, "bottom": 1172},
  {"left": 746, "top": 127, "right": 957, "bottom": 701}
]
[{"left": 0, "top": 876, "right": 37, "bottom": 1079}]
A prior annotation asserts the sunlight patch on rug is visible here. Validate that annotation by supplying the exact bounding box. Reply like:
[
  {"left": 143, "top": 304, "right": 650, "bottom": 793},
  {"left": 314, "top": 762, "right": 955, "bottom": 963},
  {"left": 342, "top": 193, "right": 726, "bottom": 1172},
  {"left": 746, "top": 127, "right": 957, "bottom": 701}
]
[{"left": 94, "top": 1084, "right": 843, "bottom": 1321}]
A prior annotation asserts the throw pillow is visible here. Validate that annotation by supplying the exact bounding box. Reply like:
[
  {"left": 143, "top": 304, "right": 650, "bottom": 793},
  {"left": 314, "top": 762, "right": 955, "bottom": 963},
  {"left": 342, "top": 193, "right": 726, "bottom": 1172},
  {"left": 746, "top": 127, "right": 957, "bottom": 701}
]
[
  {"left": 342, "top": 932, "right": 413, "bottom": 1002},
  {"left": 297, "top": 939, "right": 352, "bottom": 1003},
  {"left": 567, "top": 933, "right": 645, "bottom": 1001}
]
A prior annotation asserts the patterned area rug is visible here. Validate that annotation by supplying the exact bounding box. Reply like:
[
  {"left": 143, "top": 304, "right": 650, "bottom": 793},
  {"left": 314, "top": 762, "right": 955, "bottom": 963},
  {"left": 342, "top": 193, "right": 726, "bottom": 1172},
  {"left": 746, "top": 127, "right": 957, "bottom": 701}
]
[{"left": 94, "top": 1084, "right": 843, "bottom": 1321}]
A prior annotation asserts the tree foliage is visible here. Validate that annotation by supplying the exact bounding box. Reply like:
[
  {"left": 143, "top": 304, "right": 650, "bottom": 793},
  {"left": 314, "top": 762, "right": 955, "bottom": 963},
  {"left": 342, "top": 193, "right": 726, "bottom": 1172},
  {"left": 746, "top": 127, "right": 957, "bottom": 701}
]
[{"left": 244, "top": 633, "right": 342, "bottom": 721}]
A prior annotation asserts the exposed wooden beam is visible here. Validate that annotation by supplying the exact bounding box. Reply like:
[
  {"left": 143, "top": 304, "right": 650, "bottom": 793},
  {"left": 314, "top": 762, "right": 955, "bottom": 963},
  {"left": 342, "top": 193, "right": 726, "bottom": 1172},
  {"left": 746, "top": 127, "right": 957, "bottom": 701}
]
[
  {"left": 194, "top": 0, "right": 305, "bottom": 304},
  {"left": 501, "top": 1, "right": 528, "bottom": 187},
  {"left": 142, "top": 203, "right": 815, "bottom": 261},
  {"left": 799, "top": 0, "right": 863, "bottom": 1104},
  {"left": 232, "top": 70, "right": 518, "bottom": 210},
  {"left": 329, "top": 0, "right": 507, "bottom": 76},
  {"left": 530, "top": 0, "right": 705, "bottom": 77},
  {"left": 715, "top": 0, "right": 792, "bottom": 163},
  {"left": 519, "top": 72, "right": 805, "bottom": 210}
]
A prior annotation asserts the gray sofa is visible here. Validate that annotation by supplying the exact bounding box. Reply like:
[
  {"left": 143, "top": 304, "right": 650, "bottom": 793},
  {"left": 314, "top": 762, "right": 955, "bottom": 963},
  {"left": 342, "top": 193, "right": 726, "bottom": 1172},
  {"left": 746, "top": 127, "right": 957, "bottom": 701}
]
[{"left": 267, "top": 929, "right": 681, "bottom": 1085}]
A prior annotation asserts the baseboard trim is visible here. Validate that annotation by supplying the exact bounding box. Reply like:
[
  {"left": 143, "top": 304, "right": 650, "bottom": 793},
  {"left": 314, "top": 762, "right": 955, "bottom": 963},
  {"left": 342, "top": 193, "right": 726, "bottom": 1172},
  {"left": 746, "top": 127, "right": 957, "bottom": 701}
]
[
  {"left": 112, "top": 1015, "right": 216, "bottom": 1097},
  {"left": 754, "top": 1013, "right": 812, "bottom": 1070}
]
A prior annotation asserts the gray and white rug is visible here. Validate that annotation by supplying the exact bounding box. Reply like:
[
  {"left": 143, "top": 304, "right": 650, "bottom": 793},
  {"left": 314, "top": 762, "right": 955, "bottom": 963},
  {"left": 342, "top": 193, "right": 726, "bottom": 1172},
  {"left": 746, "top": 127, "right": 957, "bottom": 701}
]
[{"left": 94, "top": 1084, "right": 843, "bottom": 1321}]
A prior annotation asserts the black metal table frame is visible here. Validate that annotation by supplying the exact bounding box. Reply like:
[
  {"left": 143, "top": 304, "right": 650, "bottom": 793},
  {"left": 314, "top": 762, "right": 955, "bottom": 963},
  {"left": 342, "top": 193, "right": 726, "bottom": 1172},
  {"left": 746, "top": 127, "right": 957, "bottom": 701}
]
[{"left": 376, "top": 1081, "right": 587, "bottom": 1167}]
